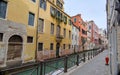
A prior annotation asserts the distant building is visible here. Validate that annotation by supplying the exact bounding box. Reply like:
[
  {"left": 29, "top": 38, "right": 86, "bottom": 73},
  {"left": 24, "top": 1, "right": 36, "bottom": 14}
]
[
  {"left": 86, "top": 21, "right": 100, "bottom": 49},
  {"left": 71, "top": 14, "right": 87, "bottom": 51},
  {"left": 98, "top": 28, "right": 108, "bottom": 47},
  {"left": 72, "top": 22, "right": 80, "bottom": 53},
  {"left": 86, "top": 21, "right": 93, "bottom": 49}
]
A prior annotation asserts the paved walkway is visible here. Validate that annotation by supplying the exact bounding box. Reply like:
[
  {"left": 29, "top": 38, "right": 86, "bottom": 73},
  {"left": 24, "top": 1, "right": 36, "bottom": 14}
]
[{"left": 62, "top": 50, "right": 111, "bottom": 75}]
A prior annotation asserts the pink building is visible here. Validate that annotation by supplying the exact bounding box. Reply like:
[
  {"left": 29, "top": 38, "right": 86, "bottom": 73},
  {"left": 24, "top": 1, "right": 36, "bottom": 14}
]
[{"left": 87, "top": 20, "right": 99, "bottom": 48}]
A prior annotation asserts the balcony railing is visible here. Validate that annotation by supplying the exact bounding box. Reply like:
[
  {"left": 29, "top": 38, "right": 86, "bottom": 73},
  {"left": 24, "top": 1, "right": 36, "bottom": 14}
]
[{"left": 56, "top": 34, "right": 64, "bottom": 42}]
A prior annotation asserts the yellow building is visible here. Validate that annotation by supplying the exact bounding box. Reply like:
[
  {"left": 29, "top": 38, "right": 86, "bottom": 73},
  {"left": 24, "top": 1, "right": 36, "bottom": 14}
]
[
  {"left": 0, "top": 0, "right": 72, "bottom": 67},
  {"left": 0, "top": 0, "right": 39, "bottom": 67},
  {"left": 37, "top": 0, "right": 72, "bottom": 60}
]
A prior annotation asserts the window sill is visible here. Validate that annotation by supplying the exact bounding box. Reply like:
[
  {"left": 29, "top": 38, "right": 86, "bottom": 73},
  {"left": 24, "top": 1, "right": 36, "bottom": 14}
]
[
  {"left": 0, "top": 18, "right": 7, "bottom": 20},
  {"left": 28, "top": 25, "right": 35, "bottom": 28},
  {"left": 50, "top": 34, "right": 54, "bottom": 36},
  {"left": 27, "top": 43, "right": 34, "bottom": 44},
  {"left": 38, "top": 32, "right": 44, "bottom": 34}
]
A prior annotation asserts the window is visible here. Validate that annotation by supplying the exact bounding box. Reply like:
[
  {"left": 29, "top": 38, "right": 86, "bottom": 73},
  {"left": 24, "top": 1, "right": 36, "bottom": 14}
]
[
  {"left": 75, "top": 35, "right": 77, "bottom": 40},
  {"left": 68, "top": 19, "right": 71, "bottom": 25},
  {"left": 56, "top": 0, "right": 63, "bottom": 9},
  {"left": 50, "top": 23, "right": 54, "bottom": 34},
  {"left": 50, "top": 6, "right": 56, "bottom": 17},
  {"left": 38, "top": 18, "right": 44, "bottom": 33},
  {"left": 69, "top": 31, "right": 71, "bottom": 39},
  {"left": 89, "top": 26, "right": 91, "bottom": 29},
  {"left": 27, "top": 36, "right": 33, "bottom": 43},
  {"left": 79, "top": 27, "right": 80, "bottom": 31},
  {"left": 31, "top": 0, "right": 36, "bottom": 2},
  {"left": 56, "top": 10, "right": 60, "bottom": 19},
  {"left": 38, "top": 43, "right": 43, "bottom": 51},
  {"left": 56, "top": 25, "right": 60, "bottom": 35},
  {"left": 63, "top": 28, "right": 66, "bottom": 37},
  {"left": 63, "top": 44, "right": 65, "bottom": 49},
  {"left": 50, "top": 43, "right": 54, "bottom": 50},
  {"left": 0, "top": 33, "right": 3, "bottom": 42},
  {"left": 74, "top": 18, "right": 76, "bottom": 23},
  {"left": 28, "top": 12, "right": 35, "bottom": 26},
  {"left": 69, "top": 44, "right": 71, "bottom": 49},
  {"left": 0, "top": 1, "right": 7, "bottom": 19},
  {"left": 72, "top": 34, "right": 73, "bottom": 40},
  {"left": 82, "top": 29, "right": 87, "bottom": 35},
  {"left": 64, "top": 16, "right": 67, "bottom": 24},
  {"left": 40, "top": 0, "right": 46, "bottom": 10}
]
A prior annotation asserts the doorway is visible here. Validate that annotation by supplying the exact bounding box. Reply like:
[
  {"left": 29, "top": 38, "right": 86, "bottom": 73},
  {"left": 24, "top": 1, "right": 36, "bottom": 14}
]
[
  {"left": 7, "top": 35, "right": 23, "bottom": 61},
  {"left": 56, "top": 43, "right": 60, "bottom": 57}
]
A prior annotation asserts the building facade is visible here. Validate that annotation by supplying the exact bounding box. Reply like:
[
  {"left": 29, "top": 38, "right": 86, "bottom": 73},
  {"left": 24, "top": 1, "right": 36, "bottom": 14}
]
[
  {"left": 87, "top": 20, "right": 100, "bottom": 48},
  {"left": 37, "top": 0, "right": 72, "bottom": 60},
  {"left": 106, "top": 0, "right": 120, "bottom": 74},
  {"left": 72, "top": 23, "right": 79, "bottom": 53},
  {"left": 98, "top": 28, "right": 108, "bottom": 47},
  {"left": 71, "top": 14, "right": 87, "bottom": 51},
  {"left": 0, "top": 0, "right": 39, "bottom": 67},
  {"left": 0, "top": 0, "right": 72, "bottom": 68},
  {"left": 92, "top": 21, "right": 99, "bottom": 47},
  {"left": 86, "top": 21, "right": 93, "bottom": 49}
]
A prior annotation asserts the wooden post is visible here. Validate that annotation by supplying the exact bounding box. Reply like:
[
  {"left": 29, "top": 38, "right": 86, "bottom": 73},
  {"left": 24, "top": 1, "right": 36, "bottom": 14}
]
[
  {"left": 64, "top": 56, "right": 68, "bottom": 73},
  {"left": 76, "top": 54, "right": 79, "bottom": 66},
  {"left": 40, "top": 62, "right": 43, "bottom": 75}
]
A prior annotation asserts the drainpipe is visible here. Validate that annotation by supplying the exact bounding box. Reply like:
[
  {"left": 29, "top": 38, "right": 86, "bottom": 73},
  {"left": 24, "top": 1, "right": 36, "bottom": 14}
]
[{"left": 35, "top": 0, "right": 40, "bottom": 62}]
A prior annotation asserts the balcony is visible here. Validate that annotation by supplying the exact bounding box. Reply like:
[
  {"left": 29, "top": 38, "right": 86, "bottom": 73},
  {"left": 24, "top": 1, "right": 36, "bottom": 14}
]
[{"left": 56, "top": 34, "right": 64, "bottom": 42}]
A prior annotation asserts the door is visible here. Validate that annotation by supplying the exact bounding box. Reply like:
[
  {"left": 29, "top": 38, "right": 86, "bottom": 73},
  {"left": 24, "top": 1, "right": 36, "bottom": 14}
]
[
  {"left": 7, "top": 35, "right": 23, "bottom": 61},
  {"left": 56, "top": 43, "right": 60, "bottom": 57}
]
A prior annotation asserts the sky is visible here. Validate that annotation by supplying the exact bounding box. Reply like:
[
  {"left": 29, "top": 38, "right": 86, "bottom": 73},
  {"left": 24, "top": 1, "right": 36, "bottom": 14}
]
[{"left": 64, "top": 0, "right": 107, "bottom": 29}]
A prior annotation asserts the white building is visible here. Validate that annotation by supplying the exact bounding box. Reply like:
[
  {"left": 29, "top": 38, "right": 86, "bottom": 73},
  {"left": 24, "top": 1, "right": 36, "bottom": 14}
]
[
  {"left": 106, "top": 0, "right": 120, "bottom": 75},
  {"left": 72, "top": 23, "right": 79, "bottom": 53},
  {"left": 99, "top": 28, "right": 108, "bottom": 47}
]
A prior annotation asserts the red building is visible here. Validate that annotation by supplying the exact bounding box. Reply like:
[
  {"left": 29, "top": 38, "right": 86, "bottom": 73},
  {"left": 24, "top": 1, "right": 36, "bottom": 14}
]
[{"left": 71, "top": 14, "right": 87, "bottom": 51}]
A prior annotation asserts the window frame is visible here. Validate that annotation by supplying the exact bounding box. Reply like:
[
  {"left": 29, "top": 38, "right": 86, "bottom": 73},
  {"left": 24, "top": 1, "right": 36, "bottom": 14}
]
[
  {"left": 0, "top": 33, "right": 3, "bottom": 42},
  {"left": 63, "top": 44, "right": 65, "bottom": 49},
  {"left": 50, "top": 43, "right": 54, "bottom": 50},
  {"left": 69, "top": 44, "right": 71, "bottom": 49},
  {"left": 38, "top": 43, "right": 43, "bottom": 51},
  {"left": 0, "top": 1, "right": 7, "bottom": 19},
  {"left": 69, "top": 30, "right": 71, "bottom": 39},
  {"left": 63, "top": 28, "right": 66, "bottom": 38},
  {"left": 50, "top": 23, "right": 54, "bottom": 35},
  {"left": 40, "top": 0, "right": 47, "bottom": 10},
  {"left": 28, "top": 12, "right": 35, "bottom": 26},
  {"left": 56, "top": 25, "right": 61, "bottom": 36},
  {"left": 38, "top": 18, "right": 44, "bottom": 33},
  {"left": 27, "top": 36, "right": 33, "bottom": 43},
  {"left": 74, "top": 18, "right": 76, "bottom": 23}
]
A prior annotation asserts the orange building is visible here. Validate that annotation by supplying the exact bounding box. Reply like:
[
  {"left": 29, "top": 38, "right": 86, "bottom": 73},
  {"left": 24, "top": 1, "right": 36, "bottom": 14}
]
[{"left": 71, "top": 14, "right": 87, "bottom": 51}]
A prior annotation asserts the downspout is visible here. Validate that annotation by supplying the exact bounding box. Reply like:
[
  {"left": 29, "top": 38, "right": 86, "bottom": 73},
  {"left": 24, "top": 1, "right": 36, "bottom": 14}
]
[{"left": 35, "top": 0, "right": 40, "bottom": 62}]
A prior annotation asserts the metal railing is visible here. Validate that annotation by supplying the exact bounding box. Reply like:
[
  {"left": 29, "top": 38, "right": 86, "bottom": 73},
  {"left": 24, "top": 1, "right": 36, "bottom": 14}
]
[{"left": 0, "top": 48, "right": 103, "bottom": 75}]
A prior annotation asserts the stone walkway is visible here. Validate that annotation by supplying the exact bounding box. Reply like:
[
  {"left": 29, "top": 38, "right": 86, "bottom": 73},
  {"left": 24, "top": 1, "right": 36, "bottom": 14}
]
[{"left": 62, "top": 50, "right": 111, "bottom": 75}]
